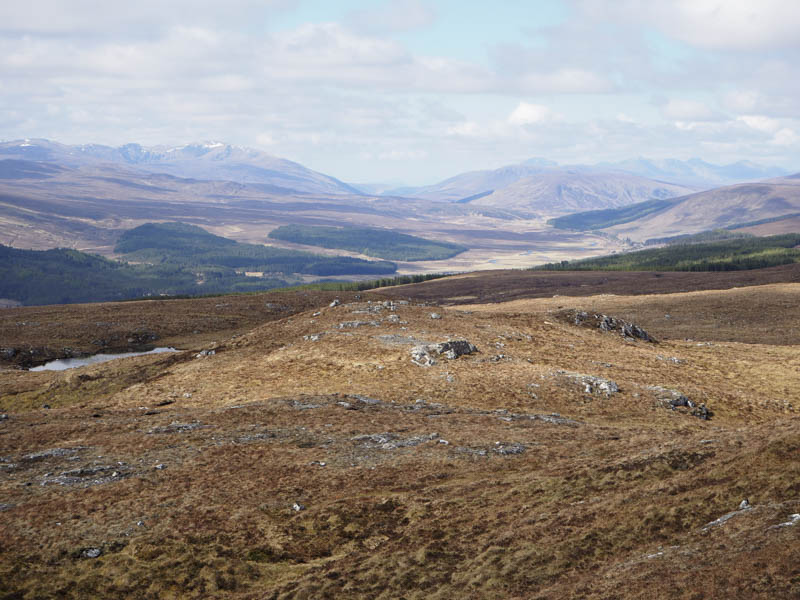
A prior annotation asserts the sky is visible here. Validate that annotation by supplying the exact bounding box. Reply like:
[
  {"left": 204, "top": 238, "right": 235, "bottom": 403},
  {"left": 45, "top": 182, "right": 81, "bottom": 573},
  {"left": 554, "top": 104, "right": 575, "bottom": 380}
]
[{"left": 1, "top": 0, "right": 799, "bottom": 185}]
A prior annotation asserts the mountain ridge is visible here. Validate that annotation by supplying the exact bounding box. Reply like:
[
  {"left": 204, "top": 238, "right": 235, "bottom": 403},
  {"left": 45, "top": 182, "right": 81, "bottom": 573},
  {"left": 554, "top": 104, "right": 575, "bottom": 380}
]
[{"left": 0, "top": 139, "right": 361, "bottom": 196}]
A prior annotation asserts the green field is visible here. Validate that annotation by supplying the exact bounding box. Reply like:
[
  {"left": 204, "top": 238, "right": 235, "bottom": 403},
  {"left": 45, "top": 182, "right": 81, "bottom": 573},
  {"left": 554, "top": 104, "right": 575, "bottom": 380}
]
[
  {"left": 268, "top": 224, "right": 467, "bottom": 261},
  {"left": 534, "top": 233, "right": 800, "bottom": 272}
]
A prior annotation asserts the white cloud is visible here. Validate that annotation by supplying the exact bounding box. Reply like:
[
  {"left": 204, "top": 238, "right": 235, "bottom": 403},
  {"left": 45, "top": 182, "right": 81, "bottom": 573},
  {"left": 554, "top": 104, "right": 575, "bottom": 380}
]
[
  {"left": 508, "top": 103, "right": 554, "bottom": 126},
  {"left": 661, "top": 99, "right": 718, "bottom": 121},
  {"left": 347, "top": 0, "right": 436, "bottom": 33},
  {"left": 447, "top": 121, "right": 481, "bottom": 137},
  {"left": 579, "top": 0, "right": 800, "bottom": 50},
  {"left": 0, "top": 1, "right": 296, "bottom": 35},
  {"left": 771, "top": 127, "right": 800, "bottom": 146},
  {"left": 771, "top": 128, "right": 799, "bottom": 146},
  {"left": 518, "top": 68, "right": 612, "bottom": 94},
  {"left": 377, "top": 149, "right": 428, "bottom": 160},
  {"left": 737, "top": 115, "right": 781, "bottom": 134},
  {"left": 1, "top": 1, "right": 799, "bottom": 183}
]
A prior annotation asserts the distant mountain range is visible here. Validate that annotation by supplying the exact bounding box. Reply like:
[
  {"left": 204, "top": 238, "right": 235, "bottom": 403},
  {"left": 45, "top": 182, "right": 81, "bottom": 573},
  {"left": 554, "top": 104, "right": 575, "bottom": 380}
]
[
  {"left": 381, "top": 157, "right": 789, "bottom": 212},
  {"left": 0, "top": 139, "right": 360, "bottom": 196},
  {"left": 550, "top": 173, "right": 800, "bottom": 242},
  {"left": 592, "top": 157, "right": 789, "bottom": 188},
  {"left": 1, "top": 137, "right": 796, "bottom": 268}
]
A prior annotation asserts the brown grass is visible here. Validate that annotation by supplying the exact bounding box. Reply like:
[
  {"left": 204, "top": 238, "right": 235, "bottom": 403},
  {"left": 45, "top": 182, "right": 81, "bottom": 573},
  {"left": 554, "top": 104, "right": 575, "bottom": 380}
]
[{"left": 1, "top": 271, "right": 799, "bottom": 598}]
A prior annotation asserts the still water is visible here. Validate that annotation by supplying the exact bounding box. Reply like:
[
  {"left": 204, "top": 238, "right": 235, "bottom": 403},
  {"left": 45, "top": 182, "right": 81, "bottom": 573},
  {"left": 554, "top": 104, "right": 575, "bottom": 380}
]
[{"left": 30, "top": 347, "right": 179, "bottom": 371}]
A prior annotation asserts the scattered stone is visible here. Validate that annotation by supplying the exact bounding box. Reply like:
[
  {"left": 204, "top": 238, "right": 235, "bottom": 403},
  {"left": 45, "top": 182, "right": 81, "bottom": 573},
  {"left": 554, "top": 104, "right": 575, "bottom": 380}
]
[
  {"left": 81, "top": 548, "right": 102, "bottom": 559},
  {"left": 310, "top": 461, "right": 327, "bottom": 467},
  {"left": 265, "top": 303, "right": 290, "bottom": 311},
  {"left": 454, "top": 447, "right": 488, "bottom": 457},
  {"left": 0, "top": 503, "right": 14, "bottom": 511},
  {"left": 182, "top": 392, "right": 192, "bottom": 399},
  {"left": 195, "top": 349, "right": 215, "bottom": 358},
  {"left": 493, "top": 442, "right": 526, "bottom": 456},
  {"left": 292, "top": 502, "right": 305, "bottom": 512},
  {"left": 771, "top": 514, "right": 800, "bottom": 529},
  {"left": 557, "top": 371, "right": 619, "bottom": 396},
  {"left": 0, "top": 414, "right": 7, "bottom": 421},
  {"left": 23, "top": 447, "right": 84, "bottom": 462},
  {"left": 429, "top": 312, "right": 442, "bottom": 320},
  {"left": 352, "top": 305, "right": 383, "bottom": 314},
  {"left": 377, "top": 334, "right": 420, "bottom": 345},
  {"left": 649, "top": 386, "right": 711, "bottom": 419},
  {"left": 350, "top": 394, "right": 381, "bottom": 405},
  {"left": 702, "top": 501, "right": 753, "bottom": 530},
  {"left": 656, "top": 355, "right": 685, "bottom": 364},
  {"left": 154, "top": 464, "right": 166, "bottom": 470},
  {"left": 42, "top": 464, "right": 129, "bottom": 487},
  {"left": 303, "top": 333, "right": 324, "bottom": 342},
  {"left": 352, "top": 432, "right": 439, "bottom": 450},
  {"left": 147, "top": 422, "right": 204, "bottom": 434},
  {"left": 289, "top": 399, "right": 323, "bottom": 410},
  {"left": 505, "top": 412, "right": 579, "bottom": 426},
  {"left": 352, "top": 433, "right": 396, "bottom": 447},
  {"left": 338, "top": 320, "right": 380, "bottom": 329}
]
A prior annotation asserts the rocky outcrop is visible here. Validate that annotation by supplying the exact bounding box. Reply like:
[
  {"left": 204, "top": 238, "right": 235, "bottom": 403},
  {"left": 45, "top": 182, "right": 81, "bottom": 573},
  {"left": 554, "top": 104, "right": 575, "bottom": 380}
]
[
  {"left": 411, "top": 340, "right": 478, "bottom": 367},
  {"left": 649, "top": 386, "right": 712, "bottom": 420},
  {"left": 557, "top": 309, "right": 655, "bottom": 342}
]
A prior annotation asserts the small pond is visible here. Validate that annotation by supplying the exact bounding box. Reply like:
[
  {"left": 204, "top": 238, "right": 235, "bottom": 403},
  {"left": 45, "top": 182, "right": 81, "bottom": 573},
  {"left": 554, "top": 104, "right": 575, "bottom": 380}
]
[{"left": 29, "top": 347, "right": 179, "bottom": 371}]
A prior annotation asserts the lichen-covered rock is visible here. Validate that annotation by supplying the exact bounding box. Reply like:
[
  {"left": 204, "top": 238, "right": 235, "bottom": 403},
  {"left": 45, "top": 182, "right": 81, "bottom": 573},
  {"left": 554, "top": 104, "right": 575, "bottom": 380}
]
[
  {"left": 410, "top": 339, "right": 478, "bottom": 367},
  {"left": 558, "top": 309, "right": 655, "bottom": 342},
  {"left": 556, "top": 371, "right": 619, "bottom": 396},
  {"left": 432, "top": 340, "right": 478, "bottom": 359},
  {"left": 649, "top": 386, "right": 712, "bottom": 420}
]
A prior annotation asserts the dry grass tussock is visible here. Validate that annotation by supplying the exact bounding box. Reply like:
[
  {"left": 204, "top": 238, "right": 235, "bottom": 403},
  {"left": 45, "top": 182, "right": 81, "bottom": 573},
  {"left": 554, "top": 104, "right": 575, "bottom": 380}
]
[{"left": 1, "top": 273, "right": 799, "bottom": 598}]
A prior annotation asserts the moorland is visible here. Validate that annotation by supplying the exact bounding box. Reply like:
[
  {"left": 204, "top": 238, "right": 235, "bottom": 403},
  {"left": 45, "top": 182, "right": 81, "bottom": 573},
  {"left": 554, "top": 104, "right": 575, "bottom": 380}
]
[{"left": 1, "top": 264, "right": 798, "bottom": 599}]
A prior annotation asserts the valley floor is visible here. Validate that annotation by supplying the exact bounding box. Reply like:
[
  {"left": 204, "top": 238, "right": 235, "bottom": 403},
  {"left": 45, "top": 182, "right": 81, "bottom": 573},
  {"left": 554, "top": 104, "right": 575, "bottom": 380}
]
[{"left": 1, "top": 270, "right": 798, "bottom": 598}]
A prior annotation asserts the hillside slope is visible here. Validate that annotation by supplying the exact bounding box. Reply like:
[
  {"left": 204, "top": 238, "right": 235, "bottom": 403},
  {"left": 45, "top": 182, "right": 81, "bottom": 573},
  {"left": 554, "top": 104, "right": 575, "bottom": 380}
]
[
  {"left": 391, "top": 161, "right": 695, "bottom": 213},
  {"left": 603, "top": 174, "right": 800, "bottom": 241},
  {"left": 1, "top": 271, "right": 798, "bottom": 598},
  {"left": 469, "top": 169, "right": 691, "bottom": 216}
]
